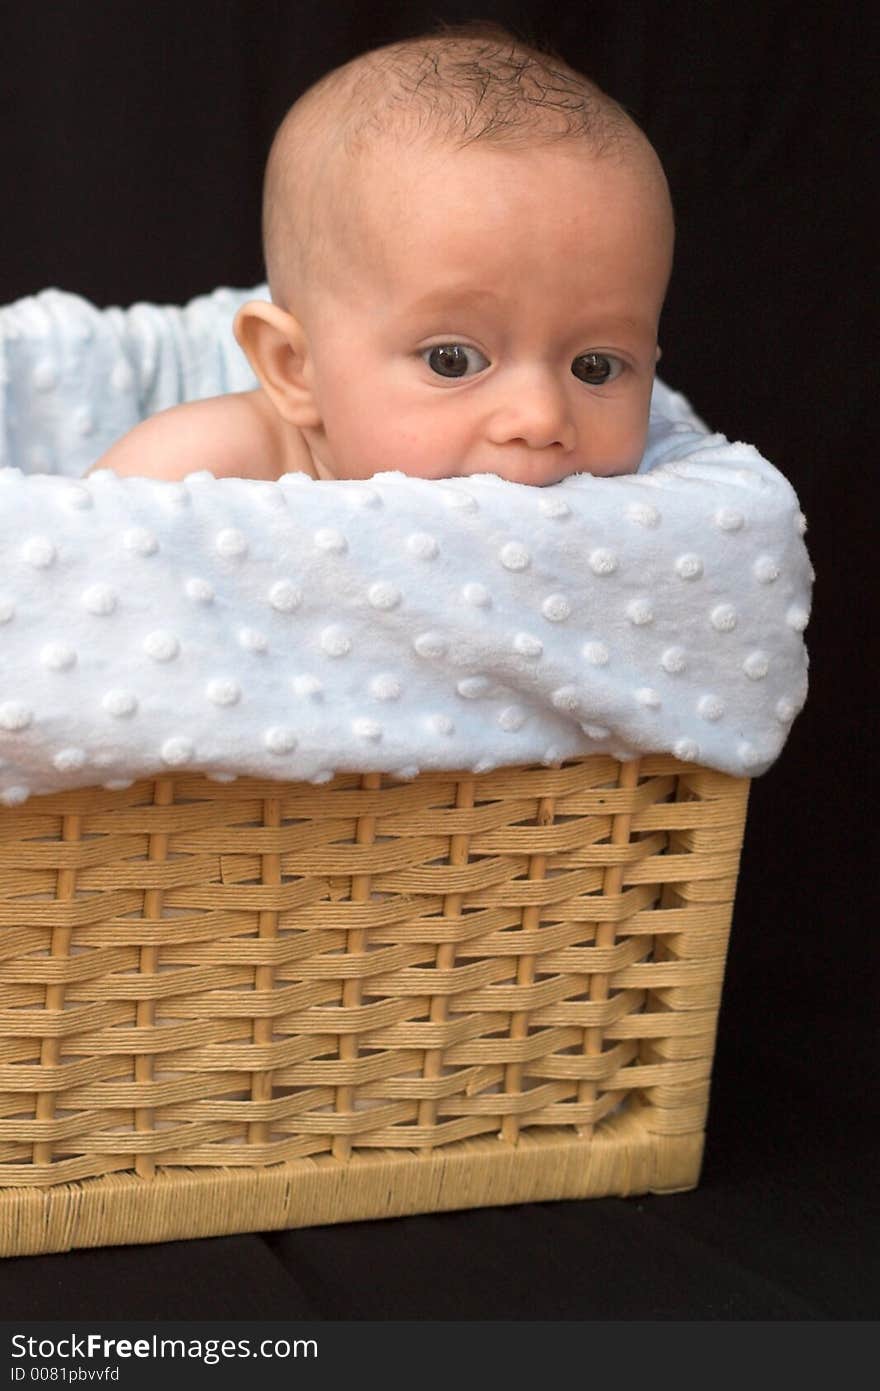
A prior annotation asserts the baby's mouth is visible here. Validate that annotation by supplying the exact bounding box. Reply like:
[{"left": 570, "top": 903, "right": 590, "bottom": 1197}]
[{"left": 464, "top": 460, "right": 577, "bottom": 487}]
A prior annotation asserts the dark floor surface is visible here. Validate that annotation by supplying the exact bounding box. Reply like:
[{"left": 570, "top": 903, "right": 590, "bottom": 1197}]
[{"left": 2, "top": 1046, "right": 875, "bottom": 1322}]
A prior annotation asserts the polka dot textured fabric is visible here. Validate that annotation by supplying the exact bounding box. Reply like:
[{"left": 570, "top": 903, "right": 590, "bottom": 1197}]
[{"left": 0, "top": 288, "right": 812, "bottom": 804}]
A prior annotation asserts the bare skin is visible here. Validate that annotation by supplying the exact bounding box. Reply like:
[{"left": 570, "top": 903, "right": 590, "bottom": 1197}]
[
  {"left": 86, "top": 386, "right": 311, "bottom": 480},
  {"left": 88, "top": 141, "right": 672, "bottom": 485}
]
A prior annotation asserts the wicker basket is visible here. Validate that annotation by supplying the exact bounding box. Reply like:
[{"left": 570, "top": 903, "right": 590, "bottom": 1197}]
[{"left": 0, "top": 752, "right": 748, "bottom": 1256}]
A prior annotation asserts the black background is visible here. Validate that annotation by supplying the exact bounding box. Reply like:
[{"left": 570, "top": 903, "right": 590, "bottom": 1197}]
[{"left": 0, "top": 0, "right": 876, "bottom": 1320}]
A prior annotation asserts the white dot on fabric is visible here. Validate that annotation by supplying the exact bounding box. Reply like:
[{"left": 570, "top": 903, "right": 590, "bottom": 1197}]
[
  {"left": 583, "top": 642, "right": 610, "bottom": 667},
  {"left": 462, "top": 582, "right": 491, "bottom": 607},
  {"left": 52, "top": 747, "right": 86, "bottom": 772},
  {"left": 143, "top": 631, "right": 179, "bottom": 662},
  {"left": 428, "top": 714, "right": 455, "bottom": 735},
  {"left": 351, "top": 486, "right": 381, "bottom": 508},
  {"left": 123, "top": 528, "right": 159, "bottom": 557},
  {"left": 319, "top": 625, "right": 351, "bottom": 657},
  {"left": 697, "top": 693, "right": 725, "bottom": 722},
  {"left": 206, "top": 678, "right": 241, "bottom": 706},
  {"left": 635, "top": 688, "right": 661, "bottom": 709},
  {"left": 264, "top": 726, "right": 297, "bottom": 754},
  {"left": 710, "top": 603, "right": 738, "bottom": 632},
  {"left": 440, "top": 487, "right": 477, "bottom": 512},
  {"left": 551, "top": 686, "right": 580, "bottom": 712},
  {"left": 82, "top": 584, "right": 117, "bottom": 615},
  {"left": 738, "top": 742, "right": 762, "bottom": 769},
  {"left": 0, "top": 598, "right": 15, "bottom": 624},
  {"left": 367, "top": 581, "right": 401, "bottom": 610},
  {"left": 238, "top": 627, "right": 268, "bottom": 653},
  {"left": 1, "top": 786, "right": 30, "bottom": 806},
  {"left": 111, "top": 360, "right": 135, "bottom": 393},
  {"left": 291, "top": 674, "right": 323, "bottom": 698},
  {"left": 0, "top": 701, "right": 33, "bottom": 731},
  {"left": 32, "top": 358, "right": 60, "bottom": 392},
  {"left": 715, "top": 507, "right": 745, "bottom": 532},
  {"left": 786, "top": 605, "right": 810, "bottom": 632},
  {"left": 500, "top": 542, "right": 530, "bottom": 571},
  {"left": 661, "top": 646, "right": 687, "bottom": 674},
  {"left": 513, "top": 632, "right": 543, "bottom": 657},
  {"left": 413, "top": 631, "right": 447, "bottom": 659},
  {"left": 268, "top": 579, "right": 302, "bottom": 612},
  {"left": 64, "top": 485, "right": 93, "bottom": 510},
  {"left": 21, "top": 537, "right": 56, "bottom": 568},
  {"left": 776, "top": 697, "right": 797, "bottom": 723},
  {"left": 498, "top": 705, "right": 527, "bottom": 731},
  {"left": 353, "top": 717, "right": 383, "bottom": 742},
  {"left": 674, "top": 738, "right": 700, "bottom": 763},
  {"left": 370, "top": 674, "right": 401, "bottom": 701},
  {"left": 102, "top": 689, "right": 138, "bottom": 718},
  {"left": 215, "top": 528, "right": 248, "bottom": 558},
  {"left": 754, "top": 555, "right": 781, "bottom": 583},
  {"left": 162, "top": 483, "right": 189, "bottom": 509},
  {"left": 589, "top": 548, "right": 617, "bottom": 575},
  {"left": 314, "top": 527, "right": 347, "bottom": 554},
  {"left": 457, "top": 675, "right": 492, "bottom": 699},
  {"left": 541, "top": 594, "right": 571, "bottom": 622},
  {"left": 406, "top": 532, "right": 439, "bottom": 560},
  {"left": 161, "top": 736, "right": 194, "bottom": 766},
  {"left": 259, "top": 487, "right": 286, "bottom": 511},
  {"left": 73, "top": 406, "right": 96, "bottom": 437},
  {"left": 743, "top": 651, "right": 770, "bottom": 680},
  {"left": 675, "top": 554, "right": 703, "bottom": 580},
  {"left": 627, "top": 502, "right": 661, "bottom": 528},
  {"left": 185, "top": 577, "right": 214, "bottom": 603},
  {"left": 626, "top": 598, "right": 654, "bottom": 626},
  {"left": 538, "top": 495, "right": 571, "bottom": 519},
  {"left": 40, "top": 643, "right": 76, "bottom": 671},
  {"left": 582, "top": 724, "right": 610, "bottom": 741}
]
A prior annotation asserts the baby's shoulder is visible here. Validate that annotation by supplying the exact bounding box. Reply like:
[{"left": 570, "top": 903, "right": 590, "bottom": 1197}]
[{"left": 88, "top": 390, "right": 295, "bottom": 481}]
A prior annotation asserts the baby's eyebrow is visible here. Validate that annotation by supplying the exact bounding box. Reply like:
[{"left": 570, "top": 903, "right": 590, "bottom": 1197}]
[{"left": 403, "top": 285, "right": 502, "bottom": 316}]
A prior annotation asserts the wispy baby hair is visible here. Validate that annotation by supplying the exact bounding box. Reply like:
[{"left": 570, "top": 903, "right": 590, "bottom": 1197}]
[{"left": 337, "top": 20, "right": 634, "bottom": 152}]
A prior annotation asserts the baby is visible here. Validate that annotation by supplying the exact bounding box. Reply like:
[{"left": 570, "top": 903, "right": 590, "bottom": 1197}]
[{"left": 88, "top": 24, "right": 674, "bottom": 488}]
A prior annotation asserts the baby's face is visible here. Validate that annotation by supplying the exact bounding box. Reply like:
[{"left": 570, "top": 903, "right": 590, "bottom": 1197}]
[{"left": 298, "top": 140, "right": 672, "bottom": 485}]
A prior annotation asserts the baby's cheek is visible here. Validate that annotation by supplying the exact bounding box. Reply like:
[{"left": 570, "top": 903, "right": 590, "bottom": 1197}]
[
  {"left": 589, "top": 416, "right": 649, "bottom": 476},
  {"left": 375, "top": 414, "right": 444, "bottom": 476}
]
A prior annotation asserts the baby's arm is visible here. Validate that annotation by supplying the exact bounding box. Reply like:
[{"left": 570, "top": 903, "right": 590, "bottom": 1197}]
[{"left": 85, "top": 391, "right": 289, "bottom": 481}]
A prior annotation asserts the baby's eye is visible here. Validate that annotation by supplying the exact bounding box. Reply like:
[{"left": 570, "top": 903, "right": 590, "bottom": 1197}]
[
  {"left": 422, "top": 344, "right": 490, "bottom": 378},
  {"left": 571, "top": 352, "right": 623, "bottom": 386}
]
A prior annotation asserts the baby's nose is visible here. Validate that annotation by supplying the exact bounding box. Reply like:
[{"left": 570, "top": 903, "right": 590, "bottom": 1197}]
[{"left": 486, "top": 370, "right": 575, "bottom": 452}]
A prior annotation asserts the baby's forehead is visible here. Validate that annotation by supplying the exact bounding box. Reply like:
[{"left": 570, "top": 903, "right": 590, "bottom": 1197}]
[{"left": 264, "top": 37, "right": 671, "bottom": 307}]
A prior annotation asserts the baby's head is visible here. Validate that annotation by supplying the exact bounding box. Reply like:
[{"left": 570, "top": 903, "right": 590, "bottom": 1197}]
[{"left": 235, "top": 24, "right": 674, "bottom": 485}]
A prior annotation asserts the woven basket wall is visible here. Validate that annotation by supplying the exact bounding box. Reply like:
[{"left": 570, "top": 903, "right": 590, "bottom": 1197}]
[{"left": 0, "top": 753, "right": 749, "bottom": 1255}]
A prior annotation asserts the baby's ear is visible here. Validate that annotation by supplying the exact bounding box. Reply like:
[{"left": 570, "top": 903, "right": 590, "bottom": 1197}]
[{"left": 233, "top": 301, "right": 322, "bottom": 428}]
